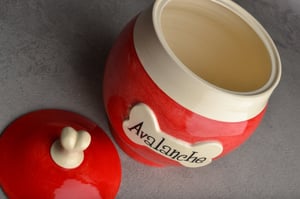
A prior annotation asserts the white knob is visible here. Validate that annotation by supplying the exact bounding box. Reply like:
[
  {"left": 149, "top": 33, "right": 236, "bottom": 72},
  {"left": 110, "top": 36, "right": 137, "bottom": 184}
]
[{"left": 50, "top": 126, "right": 91, "bottom": 169}]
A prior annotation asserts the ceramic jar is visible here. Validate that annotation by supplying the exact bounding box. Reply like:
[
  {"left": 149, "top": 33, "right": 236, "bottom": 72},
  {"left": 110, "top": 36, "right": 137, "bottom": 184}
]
[{"left": 103, "top": 0, "right": 281, "bottom": 167}]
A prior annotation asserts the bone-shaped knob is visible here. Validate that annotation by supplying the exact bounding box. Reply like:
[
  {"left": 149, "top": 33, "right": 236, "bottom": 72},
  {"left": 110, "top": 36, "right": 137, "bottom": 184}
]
[{"left": 50, "top": 126, "right": 91, "bottom": 169}]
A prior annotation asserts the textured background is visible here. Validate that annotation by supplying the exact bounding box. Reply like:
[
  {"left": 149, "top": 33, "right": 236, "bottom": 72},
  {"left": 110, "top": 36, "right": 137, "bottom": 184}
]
[{"left": 0, "top": 0, "right": 299, "bottom": 198}]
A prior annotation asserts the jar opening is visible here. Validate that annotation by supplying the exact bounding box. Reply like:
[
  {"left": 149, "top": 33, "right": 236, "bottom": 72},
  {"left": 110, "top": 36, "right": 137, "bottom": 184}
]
[{"left": 159, "top": 0, "right": 272, "bottom": 93}]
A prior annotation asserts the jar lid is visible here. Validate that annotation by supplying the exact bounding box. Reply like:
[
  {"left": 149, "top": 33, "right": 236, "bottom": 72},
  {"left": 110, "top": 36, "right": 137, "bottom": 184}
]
[{"left": 0, "top": 109, "right": 121, "bottom": 199}]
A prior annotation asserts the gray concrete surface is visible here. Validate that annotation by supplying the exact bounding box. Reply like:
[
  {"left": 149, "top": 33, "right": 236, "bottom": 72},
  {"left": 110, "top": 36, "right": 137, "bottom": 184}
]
[{"left": 0, "top": 0, "right": 299, "bottom": 198}]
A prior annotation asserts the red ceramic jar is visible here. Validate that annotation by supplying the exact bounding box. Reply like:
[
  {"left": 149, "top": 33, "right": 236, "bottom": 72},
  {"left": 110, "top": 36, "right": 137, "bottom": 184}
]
[{"left": 103, "top": 0, "right": 281, "bottom": 167}]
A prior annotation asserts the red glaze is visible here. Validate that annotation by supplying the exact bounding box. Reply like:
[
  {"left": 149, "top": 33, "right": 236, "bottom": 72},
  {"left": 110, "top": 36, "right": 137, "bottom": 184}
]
[
  {"left": 103, "top": 18, "right": 266, "bottom": 167},
  {"left": 0, "top": 110, "right": 121, "bottom": 199}
]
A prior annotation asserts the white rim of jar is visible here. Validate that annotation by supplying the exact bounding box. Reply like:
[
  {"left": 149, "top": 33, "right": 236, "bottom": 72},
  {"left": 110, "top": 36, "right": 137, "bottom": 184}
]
[{"left": 133, "top": 0, "right": 281, "bottom": 122}]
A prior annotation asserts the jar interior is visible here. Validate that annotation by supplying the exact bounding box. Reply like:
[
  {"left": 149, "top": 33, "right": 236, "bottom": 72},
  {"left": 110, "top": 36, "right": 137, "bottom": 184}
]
[{"left": 160, "top": 0, "right": 272, "bottom": 92}]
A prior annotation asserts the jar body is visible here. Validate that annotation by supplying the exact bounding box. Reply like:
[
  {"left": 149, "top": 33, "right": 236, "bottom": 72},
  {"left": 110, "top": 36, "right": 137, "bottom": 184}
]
[{"left": 103, "top": 0, "right": 281, "bottom": 167}]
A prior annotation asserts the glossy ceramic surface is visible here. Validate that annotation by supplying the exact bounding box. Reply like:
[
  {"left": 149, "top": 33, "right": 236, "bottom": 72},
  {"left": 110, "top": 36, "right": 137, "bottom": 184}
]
[
  {"left": 103, "top": 18, "right": 265, "bottom": 167},
  {"left": 103, "top": 0, "right": 281, "bottom": 168},
  {"left": 0, "top": 110, "right": 121, "bottom": 199}
]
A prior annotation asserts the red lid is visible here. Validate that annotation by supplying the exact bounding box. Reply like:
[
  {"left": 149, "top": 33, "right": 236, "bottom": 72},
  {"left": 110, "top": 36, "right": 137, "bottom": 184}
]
[{"left": 0, "top": 109, "right": 121, "bottom": 199}]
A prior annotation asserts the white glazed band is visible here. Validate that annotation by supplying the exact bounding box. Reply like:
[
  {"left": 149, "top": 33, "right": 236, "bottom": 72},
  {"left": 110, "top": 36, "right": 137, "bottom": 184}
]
[{"left": 133, "top": 0, "right": 281, "bottom": 122}]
